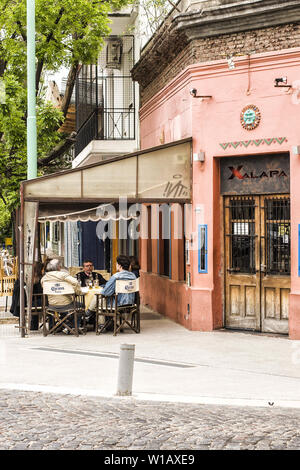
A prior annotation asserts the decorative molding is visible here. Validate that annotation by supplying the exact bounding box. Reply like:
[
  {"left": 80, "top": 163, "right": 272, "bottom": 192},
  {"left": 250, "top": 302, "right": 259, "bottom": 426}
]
[
  {"left": 174, "top": 1, "right": 300, "bottom": 40},
  {"left": 139, "top": 47, "right": 300, "bottom": 122},
  {"left": 240, "top": 105, "right": 261, "bottom": 131},
  {"left": 219, "top": 137, "right": 287, "bottom": 150}
]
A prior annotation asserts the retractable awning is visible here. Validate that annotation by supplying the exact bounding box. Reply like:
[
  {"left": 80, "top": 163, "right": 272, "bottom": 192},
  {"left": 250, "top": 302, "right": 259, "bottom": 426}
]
[
  {"left": 23, "top": 139, "right": 192, "bottom": 205},
  {"left": 37, "top": 204, "right": 139, "bottom": 222}
]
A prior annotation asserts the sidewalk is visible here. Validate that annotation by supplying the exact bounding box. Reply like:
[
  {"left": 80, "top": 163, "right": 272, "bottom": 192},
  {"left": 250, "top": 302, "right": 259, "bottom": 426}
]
[{"left": 0, "top": 308, "right": 300, "bottom": 409}]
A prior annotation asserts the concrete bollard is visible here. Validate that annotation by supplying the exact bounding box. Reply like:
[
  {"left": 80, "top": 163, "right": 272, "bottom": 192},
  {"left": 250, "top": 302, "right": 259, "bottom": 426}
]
[{"left": 116, "top": 343, "right": 135, "bottom": 396}]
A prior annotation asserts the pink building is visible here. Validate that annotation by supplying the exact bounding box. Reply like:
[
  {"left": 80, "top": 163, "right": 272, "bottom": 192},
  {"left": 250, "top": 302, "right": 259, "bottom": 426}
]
[{"left": 133, "top": 0, "right": 300, "bottom": 339}]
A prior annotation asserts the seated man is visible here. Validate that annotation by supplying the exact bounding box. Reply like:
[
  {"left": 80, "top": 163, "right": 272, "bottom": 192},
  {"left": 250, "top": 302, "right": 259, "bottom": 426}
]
[
  {"left": 76, "top": 260, "right": 107, "bottom": 287},
  {"left": 41, "top": 259, "right": 83, "bottom": 334},
  {"left": 86, "top": 254, "right": 136, "bottom": 327}
]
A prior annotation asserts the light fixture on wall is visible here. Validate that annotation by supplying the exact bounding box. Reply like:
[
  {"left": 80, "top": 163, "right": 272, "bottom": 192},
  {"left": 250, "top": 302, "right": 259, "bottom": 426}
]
[
  {"left": 274, "top": 77, "right": 292, "bottom": 88},
  {"left": 193, "top": 152, "right": 205, "bottom": 162},
  {"left": 227, "top": 56, "right": 235, "bottom": 70},
  {"left": 292, "top": 145, "right": 300, "bottom": 155},
  {"left": 190, "top": 88, "right": 212, "bottom": 99}
]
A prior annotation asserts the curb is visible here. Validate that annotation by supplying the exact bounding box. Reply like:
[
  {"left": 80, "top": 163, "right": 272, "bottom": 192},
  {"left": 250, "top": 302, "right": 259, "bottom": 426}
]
[{"left": 0, "top": 383, "right": 300, "bottom": 409}]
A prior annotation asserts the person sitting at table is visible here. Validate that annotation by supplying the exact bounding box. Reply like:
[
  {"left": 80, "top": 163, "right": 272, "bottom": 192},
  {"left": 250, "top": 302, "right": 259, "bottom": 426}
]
[
  {"left": 10, "top": 261, "right": 43, "bottom": 331},
  {"left": 86, "top": 254, "right": 136, "bottom": 328},
  {"left": 41, "top": 259, "right": 83, "bottom": 334},
  {"left": 76, "top": 260, "right": 107, "bottom": 287},
  {"left": 129, "top": 256, "right": 140, "bottom": 278}
]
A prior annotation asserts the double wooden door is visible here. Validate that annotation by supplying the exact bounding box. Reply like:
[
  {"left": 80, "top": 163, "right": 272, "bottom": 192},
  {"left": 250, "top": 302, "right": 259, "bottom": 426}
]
[{"left": 224, "top": 195, "right": 290, "bottom": 334}]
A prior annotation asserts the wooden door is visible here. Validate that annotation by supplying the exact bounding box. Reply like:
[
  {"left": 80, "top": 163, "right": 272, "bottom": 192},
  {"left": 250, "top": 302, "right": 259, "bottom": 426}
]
[
  {"left": 260, "top": 196, "right": 290, "bottom": 334},
  {"left": 224, "top": 195, "right": 290, "bottom": 333},
  {"left": 224, "top": 196, "right": 261, "bottom": 330}
]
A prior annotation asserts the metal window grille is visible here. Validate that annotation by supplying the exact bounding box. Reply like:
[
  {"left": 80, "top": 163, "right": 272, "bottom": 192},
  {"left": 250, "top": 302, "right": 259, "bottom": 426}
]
[
  {"left": 265, "top": 197, "right": 290, "bottom": 275},
  {"left": 75, "top": 36, "right": 135, "bottom": 157},
  {"left": 228, "top": 196, "right": 256, "bottom": 274}
]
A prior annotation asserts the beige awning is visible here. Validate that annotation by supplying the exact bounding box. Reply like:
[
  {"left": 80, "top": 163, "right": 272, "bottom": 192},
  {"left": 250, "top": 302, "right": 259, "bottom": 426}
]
[
  {"left": 23, "top": 139, "right": 192, "bottom": 205},
  {"left": 37, "top": 203, "right": 139, "bottom": 222}
]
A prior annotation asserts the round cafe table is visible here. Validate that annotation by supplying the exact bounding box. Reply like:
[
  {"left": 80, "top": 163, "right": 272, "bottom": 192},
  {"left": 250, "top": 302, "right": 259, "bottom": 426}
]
[{"left": 81, "top": 286, "right": 103, "bottom": 310}]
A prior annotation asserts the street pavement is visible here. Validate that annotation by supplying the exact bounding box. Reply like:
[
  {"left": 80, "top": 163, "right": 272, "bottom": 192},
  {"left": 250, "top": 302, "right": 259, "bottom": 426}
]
[
  {"left": 0, "top": 306, "right": 300, "bottom": 450},
  {"left": 0, "top": 389, "right": 300, "bottom": 450}
]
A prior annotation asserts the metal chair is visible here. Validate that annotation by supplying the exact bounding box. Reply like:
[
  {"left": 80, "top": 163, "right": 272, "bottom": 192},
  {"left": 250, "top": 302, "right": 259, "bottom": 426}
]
[
  {"left": 95, "top": 278, "right": 140, "bottom": 336},
  {"left": 42, "top": 281, "right": 85, "bottom": 336}
]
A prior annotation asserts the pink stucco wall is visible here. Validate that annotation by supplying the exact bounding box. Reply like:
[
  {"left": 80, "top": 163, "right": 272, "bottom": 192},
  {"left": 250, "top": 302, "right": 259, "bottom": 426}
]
[{"left": 139, "top": 47, "right": 300, "bottom": 338}]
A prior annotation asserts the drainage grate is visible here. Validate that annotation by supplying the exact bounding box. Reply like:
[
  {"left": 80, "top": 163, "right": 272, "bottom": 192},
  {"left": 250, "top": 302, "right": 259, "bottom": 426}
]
[{"left": 33, "top": 347, "right": 195, "bottom": 369}]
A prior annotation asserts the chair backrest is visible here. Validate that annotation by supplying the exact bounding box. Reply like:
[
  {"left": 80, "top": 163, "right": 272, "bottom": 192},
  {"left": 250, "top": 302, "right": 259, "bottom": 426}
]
[
  {"left": 68, "top": 268, "right": 109, "bottom": 278},
  {"left": 101, "top": 272, "right": 111, "bottom": 281},
  {"left": 115, "top": 278, "right": 139, "bottom": 294},
  {"left": 42, "top": 281, "right": 75, "bottom": 295},
  {"left": 1, "top": 275, "right": 17, "bottom": 296},
  {"left": 68, "top": 267, "right": 82, "bottom": 277}
]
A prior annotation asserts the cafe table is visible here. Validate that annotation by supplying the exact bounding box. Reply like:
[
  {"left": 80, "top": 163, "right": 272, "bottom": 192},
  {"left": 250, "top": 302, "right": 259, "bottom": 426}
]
[{"left": 81, "top": 286, "right": 103, "bottom": 310}]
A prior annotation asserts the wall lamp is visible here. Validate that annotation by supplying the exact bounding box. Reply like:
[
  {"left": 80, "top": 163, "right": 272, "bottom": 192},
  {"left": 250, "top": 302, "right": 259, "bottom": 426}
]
[
  {"left": 274, "top": 77, "right": 292, "bottom": 88},
  {"left": 193, "top": 151, "right": 205, "bottom": 162},
  {"left": 190, "top": 88, "right": 212, "bottom": 99},
  {"left": 292, "top": 146, "right": 300, "bottom": 156}
]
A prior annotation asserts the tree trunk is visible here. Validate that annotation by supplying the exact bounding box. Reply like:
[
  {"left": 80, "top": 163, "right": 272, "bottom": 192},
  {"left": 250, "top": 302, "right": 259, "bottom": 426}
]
[{"left": 61, "top": 63, "right": 80, "bottom": 118}]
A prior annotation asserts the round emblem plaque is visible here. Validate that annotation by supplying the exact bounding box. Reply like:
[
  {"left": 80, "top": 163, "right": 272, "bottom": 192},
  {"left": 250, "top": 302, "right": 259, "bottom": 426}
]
[{"left": 240, "top": 105, "right": 261, "bottom": 131}]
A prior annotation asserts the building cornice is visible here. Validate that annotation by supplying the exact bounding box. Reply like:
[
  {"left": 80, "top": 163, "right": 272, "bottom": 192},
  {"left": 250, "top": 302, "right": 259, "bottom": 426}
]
[
  {"left": 132, "top": 0, "right": 300, "bottom": 88},
  {"left": 174, "top": 1, "right": 300, "bottom": 39}
]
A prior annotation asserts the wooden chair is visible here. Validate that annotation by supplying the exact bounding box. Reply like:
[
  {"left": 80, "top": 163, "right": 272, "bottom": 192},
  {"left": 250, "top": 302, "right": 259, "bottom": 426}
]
[
  {"left": 100, "top": 272, "right": 111, "bottom": 281},
  {"left": 42, "top": 281, "right": 85, "bottom": 336},
  {"left": 1, "top": 275, "right": 17, "bottom": 311},
  {"left": 95, "top": 278, "right": 140, "bottom": 336},
  {"left": 12, "top": 257, "right": 18, "bottom": 276},
  {"left": 68, "top": 266, "right": 82, "bottom": 277}
]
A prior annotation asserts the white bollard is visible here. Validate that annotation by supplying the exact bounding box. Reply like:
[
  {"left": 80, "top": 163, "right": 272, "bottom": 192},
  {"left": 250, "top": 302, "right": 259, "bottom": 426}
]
[{"left": 116, "top": 343, "right": 135, "bottom": 396}]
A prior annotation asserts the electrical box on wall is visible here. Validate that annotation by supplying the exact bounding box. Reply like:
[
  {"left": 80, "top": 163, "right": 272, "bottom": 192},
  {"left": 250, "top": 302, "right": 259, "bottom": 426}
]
[{"left": 106, "top": 37, "right": 123, "bottom": 69}]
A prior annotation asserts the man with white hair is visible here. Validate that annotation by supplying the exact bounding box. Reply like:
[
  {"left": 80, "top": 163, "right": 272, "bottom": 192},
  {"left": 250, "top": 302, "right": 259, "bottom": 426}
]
[{"left": 41, "top": 259, "right": 83, "bottom": 333}]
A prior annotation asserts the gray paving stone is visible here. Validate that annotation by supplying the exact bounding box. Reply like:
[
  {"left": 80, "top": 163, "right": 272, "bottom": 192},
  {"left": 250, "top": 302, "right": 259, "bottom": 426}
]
[{"left": 0, "top": 389, "right": 300, "bottom": 450}]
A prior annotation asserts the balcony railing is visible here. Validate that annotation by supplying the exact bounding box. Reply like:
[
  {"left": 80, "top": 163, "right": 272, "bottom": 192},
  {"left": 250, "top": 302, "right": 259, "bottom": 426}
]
[
  {"left": 74, "top": 36, "right": 136, "bottom": 158},
  {"left": 74, "top": 107, "right": 136, "bottom": 157}
]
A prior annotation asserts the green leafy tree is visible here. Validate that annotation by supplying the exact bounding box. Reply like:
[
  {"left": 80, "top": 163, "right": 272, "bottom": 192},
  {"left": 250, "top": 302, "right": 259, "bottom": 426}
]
[{"left": 0, "top": 0, "right": 133, "bottom": 243}]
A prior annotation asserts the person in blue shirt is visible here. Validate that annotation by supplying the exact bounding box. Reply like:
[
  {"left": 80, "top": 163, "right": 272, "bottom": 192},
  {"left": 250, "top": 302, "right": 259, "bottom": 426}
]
[{"left": 86, "top": 254, "right": 136, "bottom": 326}]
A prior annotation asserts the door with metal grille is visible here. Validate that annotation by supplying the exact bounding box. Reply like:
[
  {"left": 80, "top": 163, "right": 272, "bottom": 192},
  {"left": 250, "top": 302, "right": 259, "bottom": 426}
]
[
  {"left": 260, "top": 196, "right": 290, "bottom": 333},
  {"left": 224, "top": 195, "right": 290, "bottom": 333}
]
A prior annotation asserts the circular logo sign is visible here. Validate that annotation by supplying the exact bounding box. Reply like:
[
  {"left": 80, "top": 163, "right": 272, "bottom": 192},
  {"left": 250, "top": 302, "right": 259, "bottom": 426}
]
[{"left": 240, "top": 105, "right": 261, "bottom": 131}]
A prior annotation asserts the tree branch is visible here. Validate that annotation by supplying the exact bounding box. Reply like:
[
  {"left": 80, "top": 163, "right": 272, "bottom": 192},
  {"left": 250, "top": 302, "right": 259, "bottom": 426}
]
[
  {"left": 35, "top": 7, "right": 65, "bottom": 93},
  {"left": 38, "top": 132, "right": 76, "bottom": 167},
  {"left": 0, "top": 191, "right": 7, "bottom": 205},
  {"left": 166, "top": 0, "right": 180, "bottom": 12},
  {"left": 60, "top": 63, "right": 80, "bottom": 118},
  {"left": 16, "top": 21, "right": 27, "bottom": 42}
]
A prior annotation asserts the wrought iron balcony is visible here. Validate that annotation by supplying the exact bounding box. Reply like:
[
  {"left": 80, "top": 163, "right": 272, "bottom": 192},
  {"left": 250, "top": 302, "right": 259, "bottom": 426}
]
[{"left": 74, "top": 35, "right": 136, "bottom": 158}]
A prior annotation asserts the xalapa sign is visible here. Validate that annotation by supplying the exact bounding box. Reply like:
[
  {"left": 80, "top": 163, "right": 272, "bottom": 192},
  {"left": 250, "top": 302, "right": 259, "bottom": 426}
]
[{"left": 220, "top": 154, "right": 290, "bottom": 195}]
